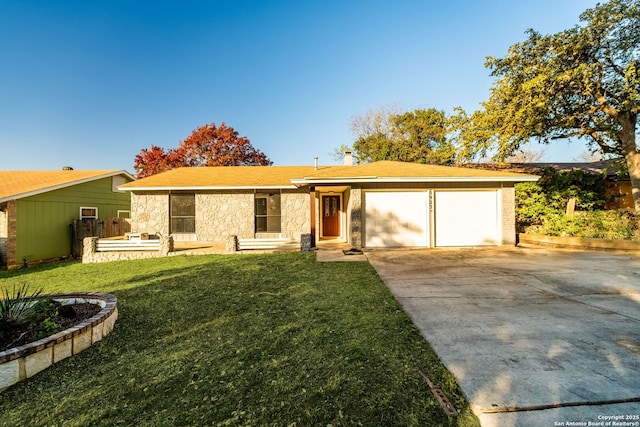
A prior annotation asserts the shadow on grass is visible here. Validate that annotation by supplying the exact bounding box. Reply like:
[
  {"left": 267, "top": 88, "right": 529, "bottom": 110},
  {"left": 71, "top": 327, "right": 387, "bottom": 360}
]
[{"left": 0, "top": 253, "right": 479, "bottom": 426}]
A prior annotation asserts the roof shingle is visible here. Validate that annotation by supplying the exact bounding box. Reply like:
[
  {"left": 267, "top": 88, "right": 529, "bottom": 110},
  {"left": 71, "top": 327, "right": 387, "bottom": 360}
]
[
  {"left": 0, "top": 170, "right": 131, "bottom": 202},
  {"left": 120, "top": 161, "right": 538, "bottom": 190}
]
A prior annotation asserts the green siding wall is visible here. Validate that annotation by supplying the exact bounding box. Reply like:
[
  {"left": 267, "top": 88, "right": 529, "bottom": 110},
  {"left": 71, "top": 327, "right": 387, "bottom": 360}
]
[{"left": 15, "top": 176, "right": 131, "bottom": 264}]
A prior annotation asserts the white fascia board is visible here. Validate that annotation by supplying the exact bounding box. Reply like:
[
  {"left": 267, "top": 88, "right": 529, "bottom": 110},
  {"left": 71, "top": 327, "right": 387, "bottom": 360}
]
[
  {"left": 1, "top": 170, "right": 134, "bottom": 203},
  {"left": 301, "top": 176, "right": 378, "bottom": 180},
  {"left": 291, "top": 176, "right": 540, "bottom": 186},
  {"left": 290, "top": 177, "right": 375, "bottom": 186},
  {"left": 118, "top": 185, "right": 299, "bottom": 191}
]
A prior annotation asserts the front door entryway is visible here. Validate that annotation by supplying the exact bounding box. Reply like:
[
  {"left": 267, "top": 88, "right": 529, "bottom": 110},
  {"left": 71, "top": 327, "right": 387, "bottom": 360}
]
[{"left": 321, "top": 195, "right": 340, "bottom": 237}]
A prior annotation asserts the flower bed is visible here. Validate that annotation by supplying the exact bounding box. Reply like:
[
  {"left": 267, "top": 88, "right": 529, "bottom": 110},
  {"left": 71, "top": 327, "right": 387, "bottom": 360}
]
[{"left": 0, "top": 293, "right": 118, "bottom": 392}]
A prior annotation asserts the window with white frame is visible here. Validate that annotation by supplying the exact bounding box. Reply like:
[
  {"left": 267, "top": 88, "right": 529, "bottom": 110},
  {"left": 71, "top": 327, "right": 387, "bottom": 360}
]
[
  {"left": 80, "top": 207, "right": 98, "bottom": 219},
  {"left": 255, "top": 192, "right": 281, "bottom": 233}
]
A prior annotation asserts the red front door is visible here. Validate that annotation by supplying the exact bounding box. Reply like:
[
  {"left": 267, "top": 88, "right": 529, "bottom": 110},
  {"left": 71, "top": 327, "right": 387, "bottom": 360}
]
[{"left": 322, "top": 195, "right": 340, "bottom": 237}]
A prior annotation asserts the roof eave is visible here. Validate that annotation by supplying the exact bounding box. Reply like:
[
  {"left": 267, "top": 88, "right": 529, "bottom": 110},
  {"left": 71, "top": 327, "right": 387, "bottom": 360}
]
[
  {"left": 1, "top": 170, "right": 134, "bottom": 202},
  {"left": 292, "top": 176, "right": 540, "bottom": 186},
  {"left": 119, "top": 184, "right": 299, "bottom": 191}
]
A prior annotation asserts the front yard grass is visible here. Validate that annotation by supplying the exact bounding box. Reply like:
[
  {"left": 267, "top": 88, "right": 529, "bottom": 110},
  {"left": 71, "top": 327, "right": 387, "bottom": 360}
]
[{"left": 0, "top": 253, "right": 479, "bottom": 426}]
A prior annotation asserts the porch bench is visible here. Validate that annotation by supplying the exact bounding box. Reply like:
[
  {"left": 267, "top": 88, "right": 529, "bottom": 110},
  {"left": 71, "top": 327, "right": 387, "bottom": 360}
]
[
  {"left": 237, "top": 238, "right": 293, "bottom": 250},
  {"left": 96, "top": 238, "right": 161, "bottom": 252}
]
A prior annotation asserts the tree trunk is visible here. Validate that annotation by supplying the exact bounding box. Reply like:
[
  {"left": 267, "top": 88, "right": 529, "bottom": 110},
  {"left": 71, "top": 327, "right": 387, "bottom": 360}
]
[
  {"left": 626, "top": 152, "right": 640, "bottom": 212},
  {"left": 619, "top": 113, "right": 640, "bottom": 212}
]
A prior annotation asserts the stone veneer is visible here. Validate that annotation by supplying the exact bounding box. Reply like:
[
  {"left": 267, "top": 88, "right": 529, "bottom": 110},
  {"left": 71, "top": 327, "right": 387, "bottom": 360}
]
[
  {"left": 196, "top": 189, "right": 310, "bottom": 241},
  {"left": 196, "top": 191, "right": 254, "bottom": 240},
  {"left": 280, "top": 189, "right": 310, "bottom": 240},
  {"left": 130, "top": 192, "right": 169, "bottom": 237},
  {"left": 82, "top": 236, "right": 173, "bottom": 264},
  {"left": 347, "top": 186, "right": 362, "bottom": 248},
  {"left": 0, "top": 293, "right": 118, "bottom": 392},
  {"left": 130, "top": 189, "right": 311, "bottom": 243}
]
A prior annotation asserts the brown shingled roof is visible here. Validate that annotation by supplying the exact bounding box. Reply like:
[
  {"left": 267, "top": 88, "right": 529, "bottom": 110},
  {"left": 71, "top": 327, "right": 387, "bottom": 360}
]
[
  {"left": 0, "top": 170, "right": 133, "bottom": 202},
  {"left": 120, "top": 161, "right": 538, "bottom": 190},
  {"left": 461, "top": 159, "right": 626, "bottom": 178},
  {"left": 119, "top": 166, "right": 318, "bottom": 189},
  {"left": 302, "top": 160, "right": 537, "bottom": 179}
]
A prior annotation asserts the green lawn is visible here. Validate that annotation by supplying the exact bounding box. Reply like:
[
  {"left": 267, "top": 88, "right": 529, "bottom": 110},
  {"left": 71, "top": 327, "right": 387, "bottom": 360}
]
[{"left": 0, "top": 253, "right": 479, "bottom": 426}]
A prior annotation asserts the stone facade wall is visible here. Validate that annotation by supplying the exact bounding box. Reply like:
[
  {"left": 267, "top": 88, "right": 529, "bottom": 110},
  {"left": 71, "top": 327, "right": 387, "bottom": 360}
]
[
  {"left": 196, "top": 191, "right": 254, "bottom": 240},
  {"left": 130, "top": 190, "right": 311, "bottom": 243},
  {"left": 280, "top": 189, "right": 310, "bottom": 241},
  {"left": 347, "top": 186, "right": 362, "bottom": 248},
  {"left": 501, "top": 185, "right": 516, "bottom": 246},
  {"left": 130, "top": 192, "right": 169, "bottom": 236}
]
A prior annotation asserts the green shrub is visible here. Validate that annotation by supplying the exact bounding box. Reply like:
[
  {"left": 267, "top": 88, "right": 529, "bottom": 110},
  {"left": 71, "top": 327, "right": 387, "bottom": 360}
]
[
  {"left": 515, "top": 167, "right": 612, "bottom": 233},
  {"left": 538, "top": 167, "right": 608, "bottom": 211},
  {"left": 0, "top": 284, "right": 44, "bottom": 340},
  {"left": 31, "top": 296, "right": 63, "bottom": 338},
  {"left": 515, "top": 182, "right": 559, "bottom": 230},
  {"left": 526, "top": 210, "right": 640, "bottom": 240}
]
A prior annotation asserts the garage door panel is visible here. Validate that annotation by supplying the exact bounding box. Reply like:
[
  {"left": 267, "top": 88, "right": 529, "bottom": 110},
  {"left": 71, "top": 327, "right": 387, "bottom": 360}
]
[
  {"left": 365, "top": 192, "right": 429, "bottom": 247},
  {"left": 435, "top": 191, "right": 499, "bottom": 247}
]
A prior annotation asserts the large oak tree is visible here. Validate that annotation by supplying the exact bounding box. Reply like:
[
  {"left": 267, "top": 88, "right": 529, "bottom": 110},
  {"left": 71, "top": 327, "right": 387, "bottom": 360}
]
[
  {"left": 459, "top": 0, "right": 640, "bottom": 210},
  {"left": 348, "top": 107, "right": 457, "bottom": 165},
  {"left": 134, "top": 122, "right": 271, "bottom": 178}
]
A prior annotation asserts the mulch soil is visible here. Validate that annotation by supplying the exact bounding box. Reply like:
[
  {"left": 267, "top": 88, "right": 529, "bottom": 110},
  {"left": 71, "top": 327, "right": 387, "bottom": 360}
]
[{"left": 0, "top": 301, "right": 102, "bottom": 351}]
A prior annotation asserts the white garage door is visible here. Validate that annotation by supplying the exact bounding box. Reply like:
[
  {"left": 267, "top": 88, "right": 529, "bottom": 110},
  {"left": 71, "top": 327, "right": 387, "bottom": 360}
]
[
  {"left": 365, "top": 191, "right": 429, "bottom": 247},
  {"left": 435, "top": 190, "right": 499, "bottom": 247}
]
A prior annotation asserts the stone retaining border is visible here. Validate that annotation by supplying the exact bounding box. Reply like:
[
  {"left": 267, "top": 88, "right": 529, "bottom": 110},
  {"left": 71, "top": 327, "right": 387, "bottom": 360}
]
[
  {"left": 0, "top": 292, "right": 118, "bottom": 392},
  {"left": 518, "top": 233, "right": 640, "bottom": 252}
]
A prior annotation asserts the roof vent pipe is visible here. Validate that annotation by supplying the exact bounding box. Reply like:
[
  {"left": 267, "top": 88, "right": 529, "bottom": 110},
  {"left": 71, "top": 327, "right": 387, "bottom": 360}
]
[
  {"left": 344, "top": 151, "right": 353, "bottom": 166},
  {"left": 314, "top": 156, "right": 318, "bottom": 170}
]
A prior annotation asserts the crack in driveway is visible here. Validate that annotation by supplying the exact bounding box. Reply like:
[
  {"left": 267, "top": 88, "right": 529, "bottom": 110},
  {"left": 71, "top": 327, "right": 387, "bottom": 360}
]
[{"left": 366, "top": 247, "right": 640, "bottom": 427}]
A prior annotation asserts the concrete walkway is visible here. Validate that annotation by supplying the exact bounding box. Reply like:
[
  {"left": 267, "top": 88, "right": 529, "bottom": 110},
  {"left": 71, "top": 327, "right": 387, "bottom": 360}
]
[
  {"left": 315, "top": 240, "right": 368, "bottom": 262},
  {"left": 316, "top": 249, "right": 367, "bottom": 262},
  {"left": 366, "top": 247, "right": 640, "bottom": 427}
]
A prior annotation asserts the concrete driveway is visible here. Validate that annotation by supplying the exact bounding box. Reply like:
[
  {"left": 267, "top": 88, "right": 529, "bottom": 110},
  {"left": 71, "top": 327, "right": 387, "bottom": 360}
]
[{"left": 366, "top": 247, "right": 640, "bottom": 427}]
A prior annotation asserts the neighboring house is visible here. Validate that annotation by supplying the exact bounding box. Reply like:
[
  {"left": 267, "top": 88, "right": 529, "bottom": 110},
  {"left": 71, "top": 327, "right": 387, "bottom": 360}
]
[
  {"left": 462, "top": 159, "right": 633, "bottom": 210},
  {"left": 0, "top": 169, "right": 134, "bottom": 269},
  {"left": 119, "top": 159, "right": 537, "bottom": 249}
]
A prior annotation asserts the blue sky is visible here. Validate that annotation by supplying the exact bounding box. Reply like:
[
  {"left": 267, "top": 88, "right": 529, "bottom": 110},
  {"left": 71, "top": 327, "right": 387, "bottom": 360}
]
[{"left": 0, "top": 0, "right": 601, "bottom": 172}]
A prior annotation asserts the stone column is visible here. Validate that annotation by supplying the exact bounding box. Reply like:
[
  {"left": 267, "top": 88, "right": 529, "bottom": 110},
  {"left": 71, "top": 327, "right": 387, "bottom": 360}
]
[
  {"left": 160, "top": 235, "right": 174, "bottom": 255},
  {"left": 225, "top": 235, "right": 239, "bottom": 253},
  {"left": 82, "top": 237, "right": 98, "bottom": 263},
  {"left": 349, "top": 187, "right": 362, "bottom": 248},
  {"left": 300, "top": 233, "right": 312, "bottom": 252}
]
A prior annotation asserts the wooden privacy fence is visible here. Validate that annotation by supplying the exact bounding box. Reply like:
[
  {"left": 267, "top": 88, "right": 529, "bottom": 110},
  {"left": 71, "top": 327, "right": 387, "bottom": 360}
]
[
  {"left": 71, "top": 217, "right": 131, "bottom": 258},
  {"left": 103, "top": 217, "right": 131, "bottom": 238}
]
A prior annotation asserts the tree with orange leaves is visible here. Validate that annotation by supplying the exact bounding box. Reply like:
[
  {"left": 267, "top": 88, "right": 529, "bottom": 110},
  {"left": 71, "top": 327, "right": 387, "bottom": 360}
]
[
  {"left": 133, "top": 122, "right": 272, "bottom": 178},
  {"left": 133, "top": 145, "right": 181, "bottom": 178}
]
